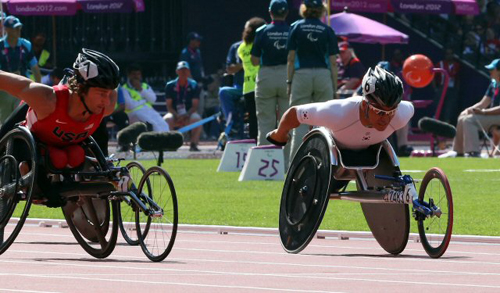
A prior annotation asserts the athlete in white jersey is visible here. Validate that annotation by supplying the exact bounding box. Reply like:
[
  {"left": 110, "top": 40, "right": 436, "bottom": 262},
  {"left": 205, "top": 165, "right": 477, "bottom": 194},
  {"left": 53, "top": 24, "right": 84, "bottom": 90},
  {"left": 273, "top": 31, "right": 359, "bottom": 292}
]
[{"left": 268, "top": 66, "right": 414, "bottom": 151}]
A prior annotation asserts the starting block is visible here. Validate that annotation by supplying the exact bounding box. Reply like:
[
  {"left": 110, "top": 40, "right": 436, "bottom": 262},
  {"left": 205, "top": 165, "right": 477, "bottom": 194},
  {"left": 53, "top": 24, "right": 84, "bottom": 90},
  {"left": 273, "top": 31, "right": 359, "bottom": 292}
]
[
  {"left": 217, "top": 139, "right": 256, "bottom": 172},
  {"left": 238, "top": 145, "right": 285, "bottom": 181}
]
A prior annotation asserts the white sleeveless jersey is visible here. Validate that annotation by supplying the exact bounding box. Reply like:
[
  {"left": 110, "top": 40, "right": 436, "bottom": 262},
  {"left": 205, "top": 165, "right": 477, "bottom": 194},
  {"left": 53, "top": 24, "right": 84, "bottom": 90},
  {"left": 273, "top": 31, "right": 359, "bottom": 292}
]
[{"left": 296, "top": 96, "right": 414, "bottom": 150}]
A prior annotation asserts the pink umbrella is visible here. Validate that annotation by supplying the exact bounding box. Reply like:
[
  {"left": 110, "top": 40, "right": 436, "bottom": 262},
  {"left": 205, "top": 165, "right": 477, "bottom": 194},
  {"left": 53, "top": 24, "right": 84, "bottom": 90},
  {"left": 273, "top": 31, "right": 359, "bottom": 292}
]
[{"left": 329, "top": 11, "right": 409, "bottom": 44}]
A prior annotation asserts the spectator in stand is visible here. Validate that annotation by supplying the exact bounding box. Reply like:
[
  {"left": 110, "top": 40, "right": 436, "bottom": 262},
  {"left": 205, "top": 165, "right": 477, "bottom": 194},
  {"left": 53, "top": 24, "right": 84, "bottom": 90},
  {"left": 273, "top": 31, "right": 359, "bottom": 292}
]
[
  {"left": 31, "top": 32, "right": 52, "bottom": 70},
  {"left": 179, "top": 32, "right": 205, "bottom": 84},
  {"left": 121, "top": 63, "right": 169, "bottom": 132},
  {"left": 238, "top": 17, "right": 266, "bottom": 140},
  {"left": 219, "top": 40, "right": 245, "bottom": 139},
  {"left": 434, "top": 47, "right": 461, "bottom": 124},
  {"left": 484, "top": 28, "right": 500, "bottom": 57},
  {"left": 439, "top": 58, "right": 500, "bottom": 158},
  {"left": 164, "top": 61, "right": 203, "bottom": 152},
  {"left": 41, "top": 67, "right": 64, "bottom": 86},
  {"left": 251, "top": 0, "right": 290, "bottom": 147},
  {"left": 337, "top": 38, "right": 365, "bottom": 97},
  {"left": 287, "top": 0, "right": 339, "bottom": 163},
  {"left": 0, "top": 16, "right": 42, "bottom": 125},
  {"left": 389, "top": 48, "right": 405, "bottom": 74}
]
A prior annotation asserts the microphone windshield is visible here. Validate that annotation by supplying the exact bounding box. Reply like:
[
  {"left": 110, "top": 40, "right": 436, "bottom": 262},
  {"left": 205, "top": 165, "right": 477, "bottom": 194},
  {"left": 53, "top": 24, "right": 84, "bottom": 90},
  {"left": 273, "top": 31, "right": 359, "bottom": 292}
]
[{"left": 418, "top": 117, "right": 456, "bottom": 138}]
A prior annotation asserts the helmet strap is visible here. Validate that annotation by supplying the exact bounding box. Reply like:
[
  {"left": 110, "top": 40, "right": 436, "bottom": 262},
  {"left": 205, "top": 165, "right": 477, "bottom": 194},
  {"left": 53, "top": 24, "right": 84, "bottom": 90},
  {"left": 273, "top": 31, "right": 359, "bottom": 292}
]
[{"left": 79, "top": 94, "right": 94, "bottom": 115}]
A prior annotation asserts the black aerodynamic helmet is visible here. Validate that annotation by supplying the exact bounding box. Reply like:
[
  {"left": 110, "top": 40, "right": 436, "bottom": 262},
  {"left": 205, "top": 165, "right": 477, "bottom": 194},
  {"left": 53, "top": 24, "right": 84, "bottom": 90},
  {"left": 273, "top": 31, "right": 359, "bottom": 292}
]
[
  {"left": 361, "top": 66, "right": 403, "bottom": 108},
  {"left": 72, "top": 48, "right": 120, "bottom": 90}
]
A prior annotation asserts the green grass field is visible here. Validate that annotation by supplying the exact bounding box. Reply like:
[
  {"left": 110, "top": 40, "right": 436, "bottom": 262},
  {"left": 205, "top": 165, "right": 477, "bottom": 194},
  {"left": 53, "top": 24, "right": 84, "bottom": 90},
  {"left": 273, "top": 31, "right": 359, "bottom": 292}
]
[{"left": 27, "top": 157, "right": 500, "bottom": 236}]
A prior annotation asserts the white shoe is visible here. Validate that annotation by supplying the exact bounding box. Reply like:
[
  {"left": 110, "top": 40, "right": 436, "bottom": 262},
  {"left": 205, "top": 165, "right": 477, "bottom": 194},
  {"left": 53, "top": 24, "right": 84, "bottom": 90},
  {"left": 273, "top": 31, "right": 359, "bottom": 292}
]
[{"left": 438, "top": 150, "right": 457, "bottom": 158}]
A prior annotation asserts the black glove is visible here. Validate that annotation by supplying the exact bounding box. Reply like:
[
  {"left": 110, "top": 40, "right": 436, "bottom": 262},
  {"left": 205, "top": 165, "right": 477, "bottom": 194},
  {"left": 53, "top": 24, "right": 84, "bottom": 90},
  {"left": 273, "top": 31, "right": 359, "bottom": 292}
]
[{"left": 266, "top": 131, "right": 288, "bottom": 147}]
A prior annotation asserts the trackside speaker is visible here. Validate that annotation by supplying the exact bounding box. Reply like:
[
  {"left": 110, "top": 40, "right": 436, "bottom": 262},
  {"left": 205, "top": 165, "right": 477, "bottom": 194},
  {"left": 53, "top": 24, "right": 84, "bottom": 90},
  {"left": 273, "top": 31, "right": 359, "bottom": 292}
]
[
  {"left": 217, "top": 139, "right": 256, "bottom": 172},
  {"left": 238, "top": 145, "right": 285, "bottom": 181}
]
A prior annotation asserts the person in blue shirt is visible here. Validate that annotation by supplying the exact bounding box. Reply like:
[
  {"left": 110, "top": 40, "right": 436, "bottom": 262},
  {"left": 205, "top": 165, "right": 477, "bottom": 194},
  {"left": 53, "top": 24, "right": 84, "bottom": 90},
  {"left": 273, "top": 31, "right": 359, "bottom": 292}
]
[
  {"left": 440, "top": 58, "right": 500, "bottom": 158},
  {"left": 0, "top": 16, "right": 42, "bottom": 124},
  {"left": 179, "top": 32, "right": 205, "bottom": 84},
  {"left": 286, "top": 0, "right": 339, "bottom": 165},
  {"left": 251, "top": 0, "right": 290, "bottom": 149},
  {"left": 219, "top": 40, "right": 245, "bottom": 139},
  {"left": 164, "top": 61, "right": 203, "bottom": 151}
]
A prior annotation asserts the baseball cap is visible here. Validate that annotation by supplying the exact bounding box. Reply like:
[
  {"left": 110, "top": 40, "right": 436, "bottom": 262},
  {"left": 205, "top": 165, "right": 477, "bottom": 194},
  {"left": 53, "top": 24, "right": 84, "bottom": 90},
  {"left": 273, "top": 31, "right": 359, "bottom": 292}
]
[
  {"left": 303, "top": 0, "right": 323, "bottom": 8},
  {"left": 187, "top": 32, "right": 203, "bottom": 41},
  {"left": 4, "top": 16, "right": 22, "bottom": 29},
  {"left": 338, "top": 38, "right": 349, "bottom": 52},
  {"left": 176, "top": 61, "right": 190, "bottom": 71},
  {"left": 485, "top": 59, "right": 500, "bottom": 70},
  {"left": 269, "top": 0, "right": 288, "bottom": 14}
]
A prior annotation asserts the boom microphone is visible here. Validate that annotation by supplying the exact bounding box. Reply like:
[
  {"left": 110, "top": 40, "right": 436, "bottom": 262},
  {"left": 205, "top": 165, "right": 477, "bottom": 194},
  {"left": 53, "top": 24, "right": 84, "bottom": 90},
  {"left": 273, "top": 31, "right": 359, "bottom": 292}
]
[
  {"left": 137, "top": 131, "right": 184, "bottom": 151},
  {"left": 418, "top": 117, "right": 456, "bottom": 138},
  {"left": 117, "top": 122, "right": 148, "bottom": 146}
]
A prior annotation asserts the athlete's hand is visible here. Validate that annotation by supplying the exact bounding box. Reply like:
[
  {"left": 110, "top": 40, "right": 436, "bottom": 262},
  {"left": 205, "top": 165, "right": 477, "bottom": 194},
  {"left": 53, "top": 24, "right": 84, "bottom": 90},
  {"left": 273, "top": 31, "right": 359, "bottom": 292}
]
[{"left": 266, "top": 130, "right": 289, "bottom": 147}]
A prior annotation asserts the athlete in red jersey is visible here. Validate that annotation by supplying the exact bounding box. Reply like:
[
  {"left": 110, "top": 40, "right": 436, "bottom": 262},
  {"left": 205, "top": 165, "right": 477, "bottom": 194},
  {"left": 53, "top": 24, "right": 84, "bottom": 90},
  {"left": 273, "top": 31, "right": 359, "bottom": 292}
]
[{"left": 0, "top": 48, "right": 120, "bottom": 169}]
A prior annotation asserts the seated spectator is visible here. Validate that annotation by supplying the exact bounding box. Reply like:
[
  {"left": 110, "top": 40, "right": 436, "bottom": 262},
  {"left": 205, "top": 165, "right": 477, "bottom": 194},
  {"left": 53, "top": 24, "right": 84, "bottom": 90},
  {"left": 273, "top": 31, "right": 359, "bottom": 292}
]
[
  {"left": 202, "top": 70, "right": 223, "bottom": 140},
  {"left": 164, "top": 61, "right": 202, "bottom": 151},
  {"left": 219, "top": 40, "right": 245, "bottom": 139},
  {"left": 121, "top": 63, "right": 169, "bottom": 132},
  {"left": 41, "top": 67, "right": 64, "bottom": 86},
  {"left": 337, "top": 39, "right": 365, "bottom": 97},
  {"left": 439, "top": 58, "right": 500, "bottom": 158}
]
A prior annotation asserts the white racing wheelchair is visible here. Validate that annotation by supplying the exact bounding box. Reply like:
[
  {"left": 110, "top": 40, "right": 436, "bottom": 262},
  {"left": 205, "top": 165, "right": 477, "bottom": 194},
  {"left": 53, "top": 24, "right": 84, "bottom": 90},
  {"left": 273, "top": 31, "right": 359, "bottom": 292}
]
[
  {"left": 0, "top": 125, "right": 178, "bottom": 262},
  {"left": 280, "top": 128, "right": 453, "bottom": 258}
]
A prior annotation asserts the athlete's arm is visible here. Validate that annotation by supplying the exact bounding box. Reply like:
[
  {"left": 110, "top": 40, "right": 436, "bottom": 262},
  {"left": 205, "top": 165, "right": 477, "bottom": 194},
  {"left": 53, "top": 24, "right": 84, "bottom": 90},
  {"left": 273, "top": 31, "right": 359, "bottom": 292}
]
[
  {"left": 103, "top": 89, "right": 118, "bottom": 116},
  {"left": 268, "top": 107, "right": 300, "bottom": 144},
  {"left": 0, "top": 70, "right": 55, "bottom": 116}
]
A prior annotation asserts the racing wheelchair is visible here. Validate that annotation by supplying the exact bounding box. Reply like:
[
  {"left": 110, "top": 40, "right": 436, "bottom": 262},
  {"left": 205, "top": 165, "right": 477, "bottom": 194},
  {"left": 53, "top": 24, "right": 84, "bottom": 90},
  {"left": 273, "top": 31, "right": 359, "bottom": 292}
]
[
  {"left": 280, "top": 128, "right": 453, "bottom": 258},
  {"left": 0, "top": 125, "right": 178, "bottom": 262}
]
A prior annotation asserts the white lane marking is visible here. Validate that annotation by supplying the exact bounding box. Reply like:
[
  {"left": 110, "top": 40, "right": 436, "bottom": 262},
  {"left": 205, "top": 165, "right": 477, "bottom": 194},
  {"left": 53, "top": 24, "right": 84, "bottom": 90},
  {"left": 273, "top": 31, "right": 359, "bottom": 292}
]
[
  {"left": 4, "top": 248, "right": 500, "bottom": 278},
  {"left": 0, "top": 266, "right": 498, "bottom": 290},
  {"left": 0, "top": 289, "right": 60, "bottom": 293},
  {"left": 0, "top": 272, "right": 342, "bottom": 293},
  {"left": 173, "top": 239, "right": 500, "bottom": 256},
  {"left": 464, "top": 169, "right": 500, "bottom": 172},
  {"left": 400, "top": 170, "right": 425, "bottom": 173}
]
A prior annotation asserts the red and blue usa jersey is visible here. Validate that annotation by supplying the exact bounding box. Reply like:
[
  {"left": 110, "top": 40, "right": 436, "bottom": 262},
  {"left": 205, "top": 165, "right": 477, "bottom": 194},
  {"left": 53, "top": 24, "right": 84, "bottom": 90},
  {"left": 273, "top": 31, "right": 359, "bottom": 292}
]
[{"left": 23, "top": 85, "right": 104, "bottom": 147}]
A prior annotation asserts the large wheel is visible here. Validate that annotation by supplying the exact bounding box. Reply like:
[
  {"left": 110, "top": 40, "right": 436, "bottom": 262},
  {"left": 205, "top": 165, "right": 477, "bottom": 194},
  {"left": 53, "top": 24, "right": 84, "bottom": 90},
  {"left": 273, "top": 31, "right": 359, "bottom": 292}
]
[
  {"left": 360, "top": 150, "right": 410, "bottom": 255},
  {"left": 117, "top": 161, "right": 151, "bottom": 245},
  {"left": 63, "top": 198, "right": 118, "bottom": 259},
  {"left": 279, "top": 130, "right": 332, "bottom": 254},
  {"left": 61, "top": 138, "right": 118, "bottom": 259},
  {"left": 417, "top": 167, "right": 453, "bottom": 258},
  {"left": 136, "top": 166, "right": 178, "bottom": 262},
  {"left": 0, "top": 127, "right": 37, "bottom": 255}
]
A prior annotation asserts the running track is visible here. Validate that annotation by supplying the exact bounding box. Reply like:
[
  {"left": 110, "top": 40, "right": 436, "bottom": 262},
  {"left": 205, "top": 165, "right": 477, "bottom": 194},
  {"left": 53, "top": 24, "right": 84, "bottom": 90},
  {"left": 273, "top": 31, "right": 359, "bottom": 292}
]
[{"left": 1, "top": 223, "right": 499, "bottom": 293}]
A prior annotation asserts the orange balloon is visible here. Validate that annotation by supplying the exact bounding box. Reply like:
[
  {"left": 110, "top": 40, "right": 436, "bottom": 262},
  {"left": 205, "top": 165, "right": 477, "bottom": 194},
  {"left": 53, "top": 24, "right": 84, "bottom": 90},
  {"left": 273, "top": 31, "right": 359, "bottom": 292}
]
[{"left": 402, "top": 54, "right": 435, "bottom": 88}]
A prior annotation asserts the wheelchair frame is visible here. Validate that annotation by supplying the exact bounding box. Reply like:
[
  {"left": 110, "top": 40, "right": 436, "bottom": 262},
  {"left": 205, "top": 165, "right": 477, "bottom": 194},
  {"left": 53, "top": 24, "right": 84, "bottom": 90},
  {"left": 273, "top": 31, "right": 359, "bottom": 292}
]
[
  {"left": 280, "top": 128, "right": 453, "bottom": 258},
  {"left": 0, "top": 126, "right": 178, "bottom": 262}
]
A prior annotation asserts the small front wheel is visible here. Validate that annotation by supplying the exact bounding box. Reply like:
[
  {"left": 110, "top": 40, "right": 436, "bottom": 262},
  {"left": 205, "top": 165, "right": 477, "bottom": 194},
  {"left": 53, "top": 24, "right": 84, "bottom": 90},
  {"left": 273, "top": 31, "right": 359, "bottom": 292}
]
[
  {"left": 417, "top": 167, "right": 453, "bottom": 258},
  {"left": 136, "top": 166, "right": 178, "bottom": 262},
  {"left": 118, "top": 161, "right": 148, "bottom": 245}
]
